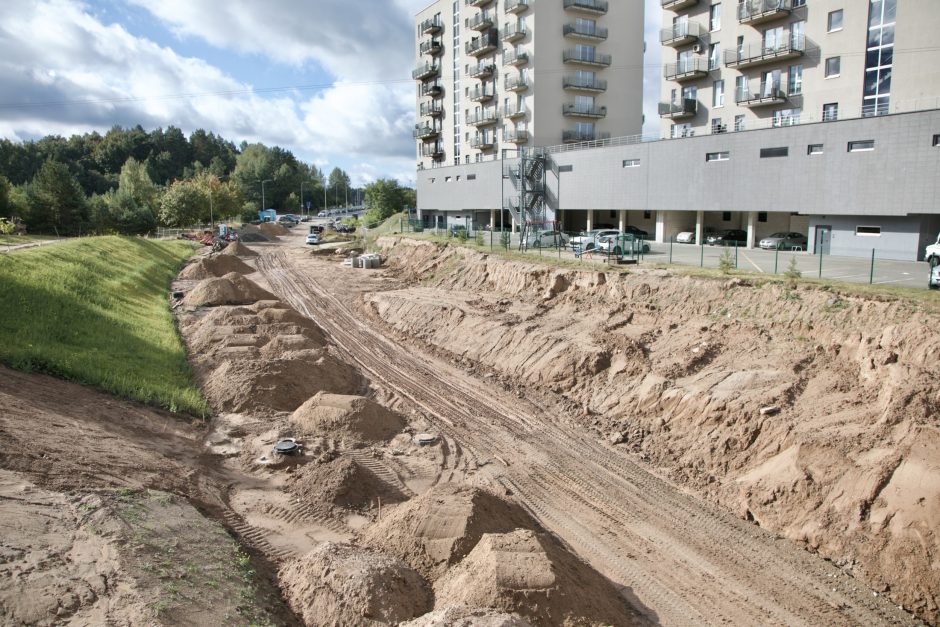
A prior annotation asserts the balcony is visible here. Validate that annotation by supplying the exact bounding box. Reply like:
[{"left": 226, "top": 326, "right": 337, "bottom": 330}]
[
  {"left": 735, "top": 85, "right": 787, "bottom": 107},
  {"left": 563, "top": 129, "right": 610, "bottom": 143},
  {"left": 562, "top": 75, "right": 608, "bottom": 91},
  {"left": 504, "top": 74, "right": 529, "bottom": 92},
  {"left": 503, "top": 49, "right": 529, "bottom": 66},
  {"left": 420, "top": 143, "right": 445, "bottom": 159},
  {"left": 658, "top": 98, "right": 698, "bottom": 118},
  {"left": 469, "top": 85, "right": 496, "bottom": 102},
  {"left": 501, "top": 23, "right": 527, "bottom": 42},
  {"left": 466, "top": 109, "right": 499, "bottom": 126},
  {"left": 505, "top": 0, "right": 530, "bottom": 14},
  {"left": 504, "top": 128, "right": 529, "bottom": 143},
  {"left": 468, "top": 63, "right": 496, "bottom": 79},
  {"left": 660, "top": 21, "right": 705, "bottom": 46},
  {"left": 724, "top": 36, "right": 805, "bottom": 69},
  {"left": 420, "top": 101, "right": 444, "bottom": 117},
  {"left": 737, "top": 0, "right": 792, "bottom": 26},
  {"left": 664, "top": 57, "right": 709, "bottom": 81},
  {"left": 563, "top": 0, "right": 608, "bottom": 15},
  {"left": 421, "top": 83, "right": 443, "bottom": 98},
  {"left": 563, "top": 23, "right": 608, "bottom": 40},
  {"left": 465, "top": 0, "right": 493, "bottom": 6},
  {"left": 562, "top": 49, "right": 612, "bottom": 66},
  {"left": 471, "top": 134, "right": 496, "bottom": 150},
  {"left": 563, "top": 103, "right": 607, "bottom": 118},
  {"left": 413, "top": 124, "right": 440, "bottom": 140},
  {"left": 467, "top": 13, "right": 495, "bottom": 31},
  {"left": 466, "top": 32, "right": 499, "bottom": 56},
  {"left": 662, "top": 0, "right": 699, "bottom": 9},
  {"left": 502, "top": 104, "right": 527, "bottom": 119},
  {"left": 419, "top": 16, "right": 442, "bottom": 35},
  {"left": 419, "top": 39, "right": 443, "bottom": 56},
  {"left": 412, "top": 63, "right": 440, "bottom": 81}
]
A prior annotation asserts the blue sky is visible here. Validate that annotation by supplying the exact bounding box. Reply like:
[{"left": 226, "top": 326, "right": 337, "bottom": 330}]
[{"left": 0, "top": 0, "right": 661, "bottom": 187}]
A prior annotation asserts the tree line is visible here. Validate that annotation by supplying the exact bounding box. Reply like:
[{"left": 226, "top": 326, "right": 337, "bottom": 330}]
[{"left": 0, "top": 124, "right": 372, "bottom": 235}]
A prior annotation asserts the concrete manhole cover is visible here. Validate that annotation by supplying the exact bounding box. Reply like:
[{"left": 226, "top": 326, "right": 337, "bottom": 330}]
[{"left": 273, "top": 439, "right": 300, "bottom": 455}]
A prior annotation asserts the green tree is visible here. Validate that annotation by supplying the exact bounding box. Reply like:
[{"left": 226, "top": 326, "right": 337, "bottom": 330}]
[
  {"left": 363, "top": 178, "right": 405, "bottom": 224},
  {"left": 158, "top": 179, "right": 204, "bottom": 227},
  {"left": 0, "top": 175, "right": 10, "bottom": 218},
  {"left": 327, "top": 167, "right": 350, "bottom": 207},
  {"left": 25, "top": 160, "right": 90, "bottom": 235},
  {"left": 197, "top": 172, "right": 243, "bottom": 222}
]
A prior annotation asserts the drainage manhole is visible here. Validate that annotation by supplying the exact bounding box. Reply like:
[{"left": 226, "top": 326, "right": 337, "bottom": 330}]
[
  {"left": 273, "top": 439, "right": 300, "bottom": 455},
  {"left": 415, "top": 433, "right": 438, "bottom": 446}
]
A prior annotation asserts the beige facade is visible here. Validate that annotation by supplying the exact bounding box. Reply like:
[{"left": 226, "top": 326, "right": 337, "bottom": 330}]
[
  {"left": 658, "top": 0, "right": 940, "bottom": 137},
  {"left": 414, "top": 0, "right": 644, "bottom": 170}
]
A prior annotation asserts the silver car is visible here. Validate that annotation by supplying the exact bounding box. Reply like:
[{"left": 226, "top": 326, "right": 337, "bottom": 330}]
[{"left": 759, "top": 232, "right": 808, "bottom": 250}]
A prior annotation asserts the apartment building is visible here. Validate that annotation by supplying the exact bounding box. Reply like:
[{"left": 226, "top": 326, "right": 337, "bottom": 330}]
[
  {"left": 659, "top": 0, "right": 940, "bottom": 137},
  {"left": 413, "top": 0, "right": 645, "bottom": 171}
]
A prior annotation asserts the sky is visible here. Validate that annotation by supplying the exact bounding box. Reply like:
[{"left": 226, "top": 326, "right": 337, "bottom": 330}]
[{"left": 0, "top": 0, "right": 662, "bottom": 188}]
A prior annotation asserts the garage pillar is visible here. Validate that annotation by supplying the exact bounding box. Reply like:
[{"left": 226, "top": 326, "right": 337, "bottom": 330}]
[
  {"left": 489, "top": 209, "right": 496, "bottom": 231},
  {"left": 695, "top": 210, "right": 704, "bottom": 245},
  {"left": 586, "top": 209, "right": 594, "bottom": 231},
  {"left": 746, "top": 211, "right": 757, "bottom": 249},
  {"left": 617, "top": 209, "right": 626, "bottom": 232},
  {"left": 511, "top": 214, "right": 518, "bottom": 233},
  {"left": 655, "top": 211, "right": 666, "bottom": 243}
]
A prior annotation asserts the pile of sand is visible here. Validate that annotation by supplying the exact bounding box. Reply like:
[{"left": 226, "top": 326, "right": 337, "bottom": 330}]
[
  {"left": 360, "top": 484, "right": 538, "bottom": 581},
  {"left": 239, "top": 230, "right": 271, "bottom": 243},
  {"left": 434, "top": 529, "right": 642, "bottom": 627},
  {"left": 402, "top": 607, "right": 533, "bottom": 627},
  {"left": 182, "top": 273, "right": 274, "bottom": 307},
  {"left": 289, "top": 393, "right": 407, "bottom": 443},
  {"left": 221, "top": 240, "right": 258, "bottom": 257},
  {"left": 278, "top": 542, "right": 431, "bottom": 626},
  {"left": 178, "top": 254, "right": 255, "bottom": 280},
  {"left": 289, "top": 456, "right": 409, "bottom": 510},
  {"left": 258, "top": 222, "right": 289, "bottom": 237}
]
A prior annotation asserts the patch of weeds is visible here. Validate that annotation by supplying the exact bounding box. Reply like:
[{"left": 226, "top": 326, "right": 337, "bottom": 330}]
[
  {"left": 152, "top": 597, "right": 171, "bottom": 616},
  {"left": 718, "top": 248, "right": 736, "bottom": 274},
  {"left": 474, "top": 231, "right": 484, "bottom": 246},
  {"left": 824, "top": 297, "right": 849, "bottom": 312}
]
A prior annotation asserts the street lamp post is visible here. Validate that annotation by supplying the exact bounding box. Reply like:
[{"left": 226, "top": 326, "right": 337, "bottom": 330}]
[
  {"left": 261, "top": 179, "right": 273, "bottom": 212},
  {"left": 300, "top": 181, "right": 306, "bottom": 217}
]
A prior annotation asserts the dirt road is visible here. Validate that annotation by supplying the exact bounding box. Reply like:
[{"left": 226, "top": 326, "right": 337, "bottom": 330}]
[{"left": 255, "top": 247, "right": 915, "bottom": 627}]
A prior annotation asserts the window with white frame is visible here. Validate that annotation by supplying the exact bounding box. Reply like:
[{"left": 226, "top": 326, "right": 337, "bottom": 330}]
[
  {"left": 828, "top": 9, "right": 843, "bottom": 32},
  {"left": 708, "top": 43, "right": 720, "bottom": 70},
  {"left": 773, "top": 107, "right": 801, "bottom": 127},
  {"left": 709, "top": 3, "right": 721, "bottom": 31},
  {"left": 808, "top": 144, "right": 824, "bottom": 155},
  {"left": 823, "top": 102, "right": 839, "bottom": 122},
  {"left": 713, "top": 80, "right": 724, "bottom": 107},
  {"left": 788, "top": 65, "right": 803, "bottom": 95},
  {"left": 622, "top": 159, "right": 641, "bottom": 168},
  {"left": 825, "top": 56, "right": 841, "bottom": 78},
  {"left": 848, "top": 139, "right": 875, "bottom": 152},
  {"left": 711, "top": 118, "right": 724, "bottom": 133},
  {"left": 734, "top": 114, "right": 745, "bottom": 132},
  {"left": 705, "top": 151, "right": 730, "bottom": 162}
]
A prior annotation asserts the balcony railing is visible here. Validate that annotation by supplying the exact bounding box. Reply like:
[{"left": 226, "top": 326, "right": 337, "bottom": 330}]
[
  {"left": 562, "top": 49, "right": 612, "bottom": 66},
  {"left": 563, "top": 23, "right": 608, "bottom": 40},
  {"left": 563, "top": 103, "right": 607, "bottom": 118},
  {"left": 412, "top": 63, "right": 440, "bottom": 81},
  {"left": 723, "top": 35, "right": 805, "bottom": 69},
  {"left": 563, "top": 0, "right": 608, "bottom": 14},
  {"left": 470, "top": 134, "right": 496, "bottom": 149},
  {"left": 467, "top": 13, "right": 495, "bottom": 31},
  {"left": 420, "top": 143, "right": 445, "bottom": 159},
  {"left": 421, "top": 83, "right": 443, "bottom": 97},
  {"left": 661, "top": 0, "right": 699, "bottom": 9},
  {"left": 658, "top": 98, "right": 698, "bottom": 118},
  {"left": 735, "top": 84, "right": 787, "bottom": 106},
  {"left": 466, "top": 0, "right": 493, "bottom": 6},
  {"left": 501, "top": 23, "right": 527, "bottom": 42},
  {"left": 467, "top": 63, "right": 496, "bottom": 79},
  {"left": 420, "top": 102, "right": 444, "bottom": 117},
  {"left": 504, "top": 128, "right": 529, "bottom": 143},
  {"left": 468, "top": 85, "right": 496, "bottom": 102},
  {"left": 466, "top": 32, "right": 499, "bottom": 56},
  {"left": 663, "top": 57, "right": 709, "bottom": 81},
  {"left": 562, "top": 75, "right": 608, "bottom": 91},
  {"left": 660, "top": 21, "right": 705, "bottom": 46},
  {"left": 504, "top": 74, "right": 529, "bottom": 92},
  {"left": 413, "top": 124, "right": 440, "bottom": 140},
  {"left": 466, "top": 109, "right": 499, "bottom": 126},
  {"left": 419, "top": 17, "right": 443, "bottom": 35},
  {"left": 502, "top": 104, "right": 527, "bottom": 119},
  {"left": 505, "top": 0, "right": 530, "bottom": 14},
  {"left": 419, "top": 39, "right": 443, "bottom": 56},
  {"left": 563, "top": 129, "right": 611, "bottom": 143},
  {"left": 737, "top": 0, "right": 792, "bottom": 26},
  {"left": 503, "top": 49, "right": 529, "bottom": 66}
]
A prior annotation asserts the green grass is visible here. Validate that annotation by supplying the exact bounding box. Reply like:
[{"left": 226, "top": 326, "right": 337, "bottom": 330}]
[
  {"left": 0, "top": 234, "right": 54, "bottom": 246},
  {"left": 0, "top": 236, "right": 208, "bottom": 415}
]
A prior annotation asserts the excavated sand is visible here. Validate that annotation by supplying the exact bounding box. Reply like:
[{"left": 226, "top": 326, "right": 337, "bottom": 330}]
[
  {"left": 259, "top": 222, "right": 289, "bottom": 237},
  {"left": 401, "top": 607, "right": 533, "bottom": 627},
  {"left": 289, "top": 393, "right": 407, "bottom": 443},
  {"left": 221, "top": 240, "right": 258, "bottom": 257},
  {"left": 238, "top": 230, "right": 271, "bottom": 243},
  {"left": 278, "top": 542, "right": 432, "bottom": 626},
  {"left": 289, "top": 456, "right": 409, "bottom": 510},
  {"left": 433, "top": 529, "right": 642, "bottom": 627},
  {"left": 182, "top": 272, "right": 275, "bottom": 307},
  {"left": 178, "top": 253, "right": 254, "bottom": 280},
  {"left": 360, "top": 483, "right": 539, "bottom": 581}
]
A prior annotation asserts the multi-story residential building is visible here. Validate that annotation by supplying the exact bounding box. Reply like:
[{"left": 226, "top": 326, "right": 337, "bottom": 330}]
[{"left": 413, "top": 0, "right": 645, "bottom": 171}]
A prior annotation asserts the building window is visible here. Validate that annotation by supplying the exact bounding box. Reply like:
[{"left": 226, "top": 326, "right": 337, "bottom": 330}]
[
  {"left": 722, "top": 211, "right": 732, "bottom": 221},
  {"left": 863, "top": 0, "right": 895, "bottom": 117},
  {"left": 828, "top": 9, "right": 844, "bottom": 32},
  {"left": 713, "top": 80, "right": 725, "bottom": 107},
  {"left": 788, "top": 65, "right": 802, "bottom": 95},
  {"left": 758, "top": 212, "right": 768, "bottom": 223},
  {"left": 444, "top": 176, "right": 452, "bottom": 182},
  {"left": 933, "top": 134, "right": 940, "bottom": 147},
  {"left": 773, "top": 108, "right": 801, "bottom": 127},
  {"left": 710, "top": 3, "right": 721, "bottom": 31},
  {"left": 734, "top": 115, "right": 745, "bottom": 132},
  {"left": 856, "top": 226, "right": 881, "bottom": 236},
  {"left": 622, "top": 159, "right": 641, "bottom": 168},
  {"left": 644, "top": 210, "right": 652, "bottom": 220},
  {"left": 823, "top": 103, "right": 839, "bottom": 122},
  {"left": 825, "top": 57, "right": 841, "bottom": 78},
  {"left": 760, "top": 147, "right": 789, "bottom": 158},
  {"left": 711, "top": 118, "right": 725, "bottom": 134},
  {"left": 792, "top": 0, "right": 805, "bottom": 5},
  {"left": 808, "top": 144, "right": 824, "bottom": 155},
  {"left": 706, "top": 151, "right": 730, "bottom": 162},
  {"left": 848, "top": 140, "right": 875, "bottom": 152},
  {"left": 708, "top": 43, "right": 720, "bottom": 70},
  {"left": 467, "top": 174, "right": 476, "bottom": 180}
]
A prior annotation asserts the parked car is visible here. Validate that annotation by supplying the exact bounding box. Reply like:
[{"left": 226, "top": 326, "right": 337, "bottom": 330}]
[
  {"left": 707, "top": 229, "right": 747, "bottom": 246},
  {"left": 305, "top": 233, "right": 320, "bottom": 245},
  {"left": 277, "top": 215, "right": 298, "bottom": 227},
  {"left": 317, "top": 211, "right": 328, "bottom": 218},
  {"left": 759, "top": 232, "right": 808, "bottom": 250},
  {"left": 597, "top": 233, "right": 651, "bottom": 255},
  {"left": 525, "top": 230, "right": 570, "bottom": 248},
  {"left": 449, "top": 224, "right": 468, "bottom": 237},
  {"left": 623, "top": 225, "right": 648, "bottom": 239},
  {"left": 925, "top": 232, "right": 940, "bottom": 264},
  {"left": 675, "top": 227, "right": 717, "bottom": 244},
  {"left": 570, "top": 229, "right": 619, "bottom": 252},
  {"left": 930, "top": 262, "right": 940, "bottom": 290}
]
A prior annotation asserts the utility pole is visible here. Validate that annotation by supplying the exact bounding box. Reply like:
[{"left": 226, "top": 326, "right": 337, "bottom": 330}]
[{"left": 261, "top": 179, "right": 272, "bottom": 212}]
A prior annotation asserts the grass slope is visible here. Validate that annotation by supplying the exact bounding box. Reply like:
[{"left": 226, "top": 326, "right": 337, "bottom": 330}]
[{"left": 0, "top": 236, "right": 208, "bottom": 415}]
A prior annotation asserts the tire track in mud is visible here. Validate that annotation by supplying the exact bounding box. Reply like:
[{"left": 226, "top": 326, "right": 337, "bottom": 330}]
[{"left": 256, "top": 250, "right": 914, "bottom": 627}]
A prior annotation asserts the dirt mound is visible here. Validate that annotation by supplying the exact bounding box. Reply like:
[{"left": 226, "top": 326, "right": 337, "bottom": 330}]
[
  {"left": 402, "top": 607, "right": 533, "bottom": 626},
  {"left": 239, "top": 230, "right": 271, "bottom": 243},
  {"left": 202, "top": 353, "right": 360, "bottom": 414},
  {"left": 289, "top": 393, "right": 406, "bottom": 443},
  {"left": 360, "top": 483, "right": 539, "bottom": 581},
  {"left": 182, "top": 272, "right": 275, "bottom": 307},
  {"left": 289, "top": 456, "right": 409, "bottom": 510},
  {"left": 258, "top": 222, "right": 289, "bottom": 237},
  {"left": 279, "top": 542, "right": 432, "bottom": 626},
  {"left": 221, "top": 240, "right": 258, "bottom": 257},
  {"left": 434, "top": 529, "right": 642, "bottom": 627},
  {"left": 179, "top": 254, "right": 255, "bottom": 280}
]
